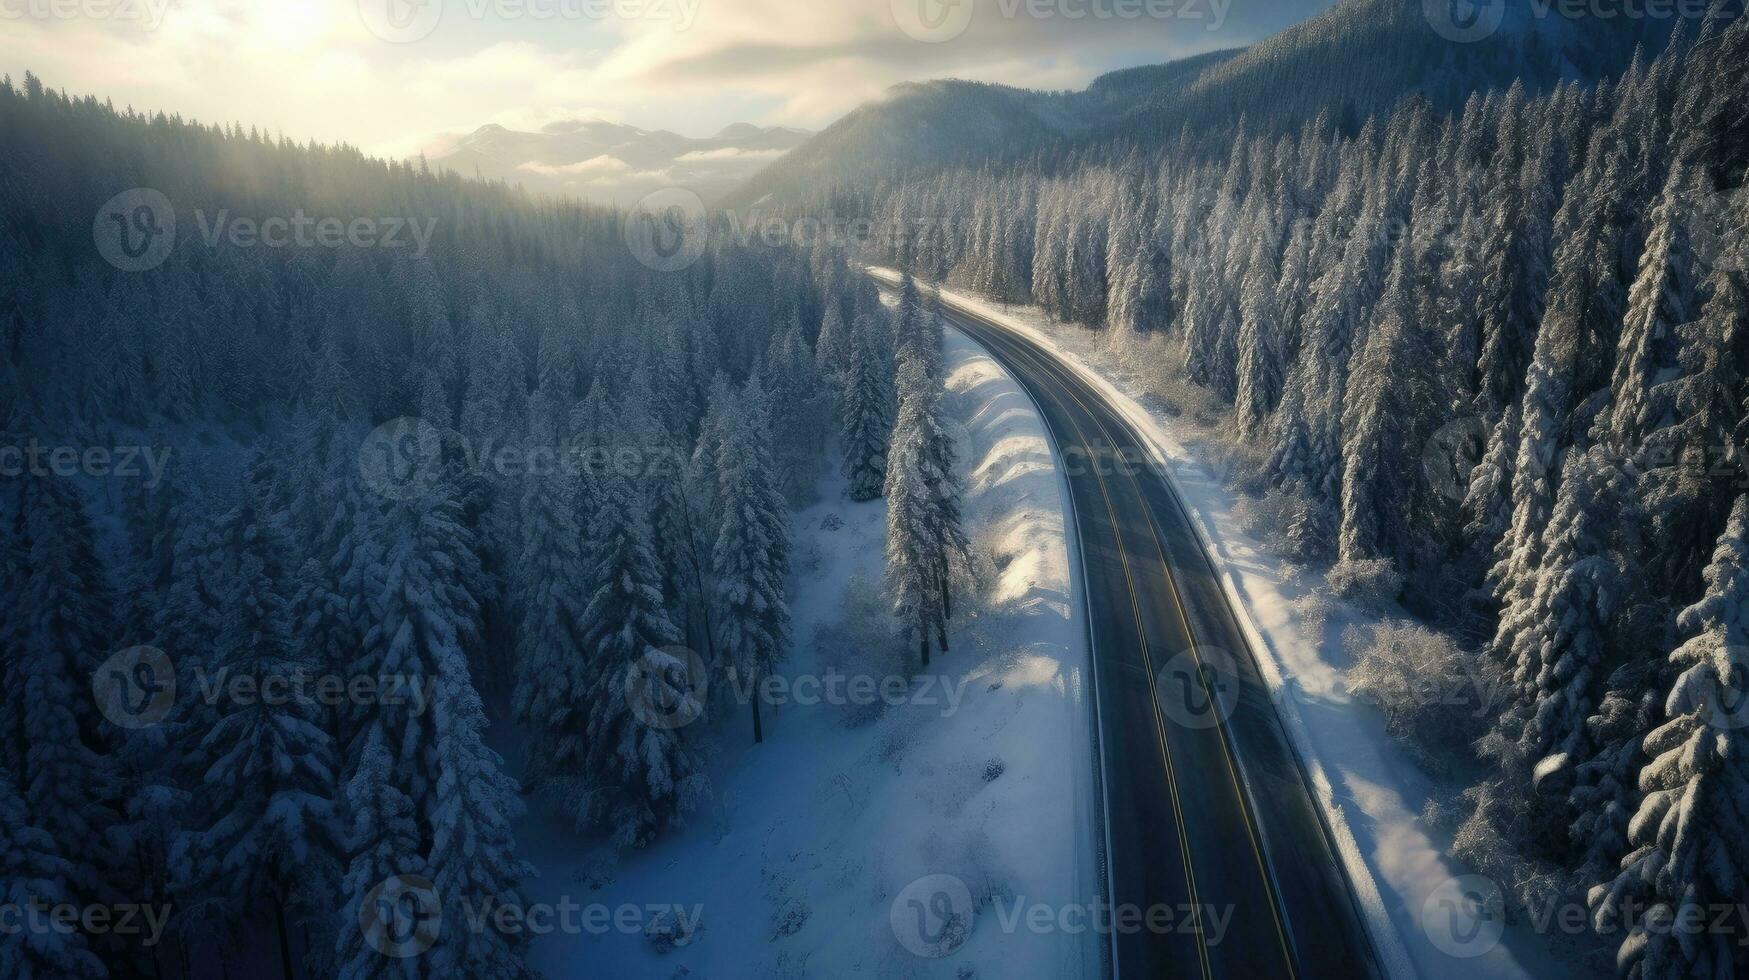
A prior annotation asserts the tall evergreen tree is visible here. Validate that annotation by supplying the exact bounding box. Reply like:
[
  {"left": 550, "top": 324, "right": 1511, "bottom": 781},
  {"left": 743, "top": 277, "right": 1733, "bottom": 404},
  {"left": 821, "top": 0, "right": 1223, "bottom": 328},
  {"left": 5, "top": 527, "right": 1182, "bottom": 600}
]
[
  {"left": 1234, "top": 221, "right": 1287, "bottom": 438},
  {"left": 344, "top": 481, "right": 533, "bottom": 977},
  {"left": 1339, "top": 248, "right": 1432, "bottom": 567},
  {"left": 1499, "top": 449, "right": 1630, "bottom": 803},
  {"left": 885, "top": 358, "right": 971, "bottom": 669},
  {"left": 711, "top": 378, "right": 792, "bottom": 744},
  {"left": 841, "top": 318, "right": 896, "bottom": 502},
  {"left": 510, "top": 391, "right": 592, "bottom": 795},
  {"left": 1600, "top": 165, "right": 1697, "bottom": 450},
  {"left": 764, "top": 324, "right": 830, "bottom": 504},
  {"left": 12, "top": 475, "right": 118, "bottom": 898},
  {"left": 0, "top": 765, "right": 105, "bottom": 979},
  {"left": 175, "top": 453, "right": 339, "bottom": 976},
  {"left": 1593, "top": 497, "right": 1749, "bottom": 978},
  {"left": 815, "top": 303, "right": 852, "bottom": 381},
  {"left": 580, "top": 466, "right": 706, "bottom": 845}
]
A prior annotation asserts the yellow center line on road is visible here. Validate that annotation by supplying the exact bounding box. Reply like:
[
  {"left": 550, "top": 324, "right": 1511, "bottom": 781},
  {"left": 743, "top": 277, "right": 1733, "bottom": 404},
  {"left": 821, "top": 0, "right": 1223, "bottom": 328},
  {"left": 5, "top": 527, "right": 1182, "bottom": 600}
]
[
  {"left": 962, "top": 310, "right": 1298, "bottom": 979},
  {"left": 961, "top": 318, "right": 1214, "bottom": 980}
]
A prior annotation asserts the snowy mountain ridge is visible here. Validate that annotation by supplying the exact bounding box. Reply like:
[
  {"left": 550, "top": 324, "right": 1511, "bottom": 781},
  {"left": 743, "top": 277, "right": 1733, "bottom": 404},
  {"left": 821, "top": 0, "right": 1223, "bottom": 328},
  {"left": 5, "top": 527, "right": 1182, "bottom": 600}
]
[{"left": 429, "top": 117, "right": 812, "bottom": 206}]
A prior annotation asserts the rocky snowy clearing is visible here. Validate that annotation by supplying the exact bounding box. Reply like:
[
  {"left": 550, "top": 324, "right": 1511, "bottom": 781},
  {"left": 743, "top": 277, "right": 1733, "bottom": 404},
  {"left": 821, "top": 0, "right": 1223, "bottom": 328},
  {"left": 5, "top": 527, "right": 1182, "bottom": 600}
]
[
  {"left": 898, "top": 274, "right": 1586, "bottom": 980},
  {"left": 509, "top": 327, "right": 1100, "bottom": 978}
]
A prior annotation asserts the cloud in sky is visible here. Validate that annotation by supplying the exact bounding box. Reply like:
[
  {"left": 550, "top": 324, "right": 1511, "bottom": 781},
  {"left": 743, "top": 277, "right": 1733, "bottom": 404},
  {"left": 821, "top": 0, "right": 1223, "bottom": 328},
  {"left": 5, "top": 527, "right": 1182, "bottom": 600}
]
[
  {"left": 673, "top": 146, "right": 788, "bottom": 163},
  {"left": 517, "top": 154, "right": 636, "bottom": 177},
  {"left": 0, "top": 0, "right": 1330, "bottom": 158}
]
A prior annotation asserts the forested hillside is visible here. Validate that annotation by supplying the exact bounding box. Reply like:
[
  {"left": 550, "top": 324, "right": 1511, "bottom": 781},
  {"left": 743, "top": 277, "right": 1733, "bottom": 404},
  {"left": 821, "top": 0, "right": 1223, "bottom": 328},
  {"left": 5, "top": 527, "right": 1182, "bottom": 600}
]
[
  {"left": 850, "top": 12, "right": 1749, "bottom": 975},
  {"left": 725, "top": 49, "right": 1241, "bottom": 209},
  {"left": 1105, "top": 0, "right": 1679, "bottom": 148},
  {"left": 738, "top": 0, "right": 1693, "bottom": 214},
  {"left": 0, "top": 72, "right": 918, "bottom": 978}
]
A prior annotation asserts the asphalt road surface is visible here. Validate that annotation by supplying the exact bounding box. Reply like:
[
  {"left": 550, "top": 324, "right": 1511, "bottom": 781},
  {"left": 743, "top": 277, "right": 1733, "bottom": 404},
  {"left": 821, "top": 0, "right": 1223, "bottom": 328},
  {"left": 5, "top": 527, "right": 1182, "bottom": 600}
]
[{"left": 924, "top": 291, "right": 1385, "bottom": 980}]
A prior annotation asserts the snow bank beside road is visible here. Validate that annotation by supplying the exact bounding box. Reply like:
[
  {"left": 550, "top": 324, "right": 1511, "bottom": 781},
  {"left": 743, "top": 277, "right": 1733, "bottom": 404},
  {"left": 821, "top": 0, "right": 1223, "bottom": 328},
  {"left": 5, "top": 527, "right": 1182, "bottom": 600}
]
[
  {"left": 512, "top": 326, "right": 1099, "bottom": 978},
  {"left": 877, "top": 268, "right": 1580, "bottom": 980}
]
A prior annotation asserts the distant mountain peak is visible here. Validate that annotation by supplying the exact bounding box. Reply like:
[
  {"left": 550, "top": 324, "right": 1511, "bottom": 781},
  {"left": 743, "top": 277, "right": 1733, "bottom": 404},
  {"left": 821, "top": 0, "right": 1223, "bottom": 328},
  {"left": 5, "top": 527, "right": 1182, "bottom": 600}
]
[
  {"left": 714, "top": 122, "right": 812, "bottom": 141},
  {"left": 714, "top": 122, "right": 762, "bottom": 140},
  {"left": 537, "top": 118, "right": 647, "bottom": 137},
  {"left": 431, "top": 116, "right": 811, "bottom": 207}
]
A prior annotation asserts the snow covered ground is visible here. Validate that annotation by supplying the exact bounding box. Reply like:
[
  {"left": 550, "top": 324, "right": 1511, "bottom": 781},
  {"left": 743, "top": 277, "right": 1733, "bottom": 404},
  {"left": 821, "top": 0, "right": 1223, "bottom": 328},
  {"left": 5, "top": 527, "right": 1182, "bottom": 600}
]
[
  {"left": 509, "top": 328, "right": 1101, "bottom": 977},
  {"left": 880, "top": 271, "right": 1584, "bottom": 980}
]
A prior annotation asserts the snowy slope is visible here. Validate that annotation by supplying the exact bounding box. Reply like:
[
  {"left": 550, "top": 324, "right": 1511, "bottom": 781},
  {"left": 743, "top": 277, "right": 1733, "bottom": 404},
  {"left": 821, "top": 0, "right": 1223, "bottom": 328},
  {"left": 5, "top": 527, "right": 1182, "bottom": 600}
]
[
  {"left": 879, "top": 270, "right": 1592, "bottom": 980},
  {"left": 510, "top": 329, "right": 1100, "bottom": 977}
]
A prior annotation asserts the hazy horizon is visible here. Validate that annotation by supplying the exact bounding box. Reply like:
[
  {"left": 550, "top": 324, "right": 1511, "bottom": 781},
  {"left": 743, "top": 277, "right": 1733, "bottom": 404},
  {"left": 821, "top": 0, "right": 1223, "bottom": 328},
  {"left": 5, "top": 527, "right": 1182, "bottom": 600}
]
[{"left": 1, "top": 0, "right": 1332, "bottom": 160}]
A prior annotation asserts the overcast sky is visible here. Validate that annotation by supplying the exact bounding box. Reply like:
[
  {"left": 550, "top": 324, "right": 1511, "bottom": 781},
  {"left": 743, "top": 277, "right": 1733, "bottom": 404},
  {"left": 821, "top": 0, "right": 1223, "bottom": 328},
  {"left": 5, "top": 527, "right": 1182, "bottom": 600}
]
[{"left": 2, "top": 0, "right": 1331, "bottom": 157}]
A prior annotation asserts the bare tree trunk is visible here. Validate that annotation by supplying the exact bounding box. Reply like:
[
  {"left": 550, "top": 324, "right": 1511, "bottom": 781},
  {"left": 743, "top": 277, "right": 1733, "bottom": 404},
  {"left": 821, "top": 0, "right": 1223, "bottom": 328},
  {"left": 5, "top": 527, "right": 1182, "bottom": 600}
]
[
  {"left": 275, "top": 897, "right": 295, "bottom": 980},
  {"left": 751, "top": 688, "right": 764, "bottom": 745}
]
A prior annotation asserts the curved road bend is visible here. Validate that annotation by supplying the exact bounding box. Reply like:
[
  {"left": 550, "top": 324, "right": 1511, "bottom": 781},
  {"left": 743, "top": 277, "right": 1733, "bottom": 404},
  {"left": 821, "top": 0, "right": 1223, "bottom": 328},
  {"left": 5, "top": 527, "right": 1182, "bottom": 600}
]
[{"left": 912, "top": 289, "right": 1385, "bottom": 980}]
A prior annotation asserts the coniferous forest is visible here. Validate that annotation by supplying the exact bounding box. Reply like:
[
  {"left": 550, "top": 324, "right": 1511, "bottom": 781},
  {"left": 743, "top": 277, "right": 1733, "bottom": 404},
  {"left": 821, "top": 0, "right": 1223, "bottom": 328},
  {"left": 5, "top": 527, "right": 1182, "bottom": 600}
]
[
  {"left": 812, "top": 13, "right": 1749, "bottom": 976},
  {"left": 0, "top": 71, "right": 970, "bottom": 977},
  {"left": 7, "top": 0, "right": 1749, "bottom": 977}
]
